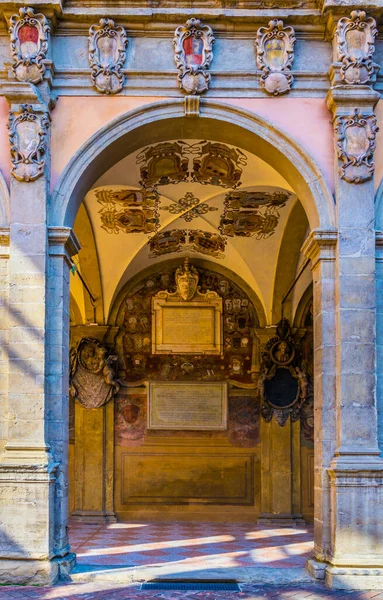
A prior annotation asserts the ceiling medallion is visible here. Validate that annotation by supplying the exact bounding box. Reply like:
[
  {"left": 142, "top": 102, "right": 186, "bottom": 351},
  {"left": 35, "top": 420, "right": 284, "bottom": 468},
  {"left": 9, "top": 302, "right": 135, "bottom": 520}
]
[
  {"left": 161, "top": 192, "right": 218, "bottom": 222},
  {"left": 219, "top": 190, "right": 290, "bottom": 238},
  {"left": 137, "top": 141, "right": 247, "bottom": 190},
  {"left": 95, "top": 188, "right": 159, "bottom": 234},
  {"left": 148, "top": 228, "right": 226, "bottom": 259}
]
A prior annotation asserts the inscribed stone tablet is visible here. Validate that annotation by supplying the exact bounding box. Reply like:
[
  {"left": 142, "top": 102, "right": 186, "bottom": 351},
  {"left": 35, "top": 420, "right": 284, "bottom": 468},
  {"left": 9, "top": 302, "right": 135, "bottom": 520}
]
[{"left": 148, "top": 382, "right": 227, "bottom": 430}]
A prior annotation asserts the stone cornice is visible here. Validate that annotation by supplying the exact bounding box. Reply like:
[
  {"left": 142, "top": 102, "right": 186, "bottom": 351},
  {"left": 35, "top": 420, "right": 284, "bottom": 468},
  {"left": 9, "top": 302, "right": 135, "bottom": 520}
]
[
  {"left": 48, "top": 226, "right": 81, "bottom": 264},
  {"left": 326, "top": 85, "right": 380, "bottom": 115},
  {"left": 301, "top": 228, "right": 338, "bottom": 267}
]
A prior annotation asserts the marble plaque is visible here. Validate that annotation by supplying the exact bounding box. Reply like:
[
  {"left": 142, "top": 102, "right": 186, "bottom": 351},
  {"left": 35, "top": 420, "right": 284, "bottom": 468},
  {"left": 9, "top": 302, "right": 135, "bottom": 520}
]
[{"left": 148, "top": 382, "right": 227, "bottom": 430}]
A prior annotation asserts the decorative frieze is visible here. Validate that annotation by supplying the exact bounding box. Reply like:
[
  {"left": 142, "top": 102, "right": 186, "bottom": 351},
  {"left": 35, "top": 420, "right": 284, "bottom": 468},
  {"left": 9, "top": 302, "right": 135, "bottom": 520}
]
[
  {"left": 174, "top": 18, "right": 215, "bottom": 95},
  {"left": 256, "top": 19, "right": 296, "bottom": 95},
  {"left": 88, "top": 19, "right": 128, "bottom": 94},
  {"left": 8, "top": 104, "right": 50, "bottom": 182},
  {"left": 334, "top": 109, "right": 379, "bottom": 184},
  {"left": 335, "top": 11, "right": 378, "bottom": 85},
  {"left": 9, "top": 7, "right": 50, "bottom": 84}
]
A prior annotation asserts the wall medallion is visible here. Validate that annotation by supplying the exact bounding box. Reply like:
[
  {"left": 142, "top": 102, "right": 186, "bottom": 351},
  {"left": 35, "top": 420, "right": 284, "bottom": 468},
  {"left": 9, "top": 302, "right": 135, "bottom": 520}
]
[
  {"left": 8, "top": 104, "right": 50, "bottom": 182},
  {"left": 219, "top": 190, "right": 290, "bottom": 238},
  {"left": 88, "top": 19, "right": 128, "bottom": 94},
  {"left": 9, "top": 7, "right": 50, "bottom": 84},
  {"left": 95, "top": 188, "right": 159, "bottom": 234},
  {"left": 174, "top": 18, "right": 215, "bottom": 94},
  {"left": 148, "top": 229, "right": 226, "bottom": 259},
  {"left": 258, "top": 319, "right": 308, "bottom": 426},
  {"left": 70, "top": 338, "right": 120, "bottom": 409},
  {"left": 256, "top": 19, "right": 296, "bottom": 95},
  {"left": 160, "top": 192, "right": 218, "bottom": 222},
  {"left": 335, "top": 10, "right": 378, "bottom": 85},
  {"left": 334, "top": 109, "right": 379, "bottom": 183}
]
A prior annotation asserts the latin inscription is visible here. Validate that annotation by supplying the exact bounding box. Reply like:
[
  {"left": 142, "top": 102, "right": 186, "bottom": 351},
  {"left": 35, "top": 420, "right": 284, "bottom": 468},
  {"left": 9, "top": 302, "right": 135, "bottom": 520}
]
[
  {"left": 161, "top": 306, "right": 215, "bottom": 347},
  {"left": 149, "top": 382, "right": 227, "bottom": 430}
]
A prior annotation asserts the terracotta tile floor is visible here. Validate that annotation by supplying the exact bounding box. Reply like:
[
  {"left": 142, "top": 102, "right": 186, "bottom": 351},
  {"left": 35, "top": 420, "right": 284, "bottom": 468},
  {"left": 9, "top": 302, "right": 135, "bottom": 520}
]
[{"left": 2, "top": 522, "right": 383, "bottom": 599}]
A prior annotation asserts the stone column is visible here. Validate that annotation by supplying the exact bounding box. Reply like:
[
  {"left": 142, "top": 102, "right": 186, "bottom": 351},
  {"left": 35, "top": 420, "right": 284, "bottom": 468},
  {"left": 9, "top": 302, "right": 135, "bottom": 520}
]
[
  {"left": 302, "top": 230, "right": 337, "bottom": 578},
  {"left": 0, "top": 103, "right": 79, "bottom": 584},
  {"left": 0, "top": 228, "right": 9, "bottom": 455},
  {"left": 323, "top": 84, "right": 383, "bottom": 590}
]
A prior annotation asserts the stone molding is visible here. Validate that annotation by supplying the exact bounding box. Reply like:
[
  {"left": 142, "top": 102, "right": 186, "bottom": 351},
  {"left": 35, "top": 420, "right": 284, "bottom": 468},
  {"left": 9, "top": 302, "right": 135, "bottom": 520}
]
[
  {"left": 301, "top": 229, "right": 338, "bottom": 268},
  {"left": 48, "top": 226, "right": 81, "bottom": 266}
]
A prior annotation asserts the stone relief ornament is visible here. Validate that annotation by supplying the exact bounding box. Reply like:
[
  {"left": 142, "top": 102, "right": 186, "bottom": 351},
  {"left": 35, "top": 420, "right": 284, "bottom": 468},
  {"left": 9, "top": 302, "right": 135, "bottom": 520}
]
[
  {"left": 148, "top": 229, "right": 226, "bottom": 259},
  {"left": 335, "top": 11, "right": 378, "bottom": 85},
  {"left": 8, "top": 104, "right": 50, "bottom": 182},
  {"left": 88, "top": 19, "right": 128, "bottom": 94},
  {"left": 174, "top": 18, "right": 215, "bottom": 94},
  {"left": 334, "top": 109, "right": 379, "bottom": 184},
  {"left": 70, "top": 338, "right": 120, "bottom": 409},
  {"left": 258, "top": 318, "right": 308, "bottom": 426},
  {"left": 9, "top": 7, "right": 50, "bottom": 84},
  {"left": 175, "top": 257, "right": 199, "bottom": 300},
  {"left": 160, "top": 192, "right": 218, "bottom": 222},
  {"left": 220, "top": 189, "right": 290, "bottom": 238},
  {"left": 95, "top": 187, "right": 159, "bottom": 234},
  {"left": 256, "top": 19, "right": 296, "bottom": 95}
]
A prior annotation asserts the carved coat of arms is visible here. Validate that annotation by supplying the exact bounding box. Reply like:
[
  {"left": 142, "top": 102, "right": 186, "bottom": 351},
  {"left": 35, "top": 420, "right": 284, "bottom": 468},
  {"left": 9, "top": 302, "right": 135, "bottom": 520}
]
[{"left": 70, "top": 338, "right": 120, "bottom": 409}]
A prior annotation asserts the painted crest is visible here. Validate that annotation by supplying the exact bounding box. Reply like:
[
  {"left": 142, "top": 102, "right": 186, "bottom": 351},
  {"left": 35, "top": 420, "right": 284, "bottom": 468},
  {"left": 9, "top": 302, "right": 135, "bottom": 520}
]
[
  {"left": 334, "top": 109, "right": 379, "bottom": 183},
  {"left": 95, "top": 188, "right": 159, "bottom": 234},
  {"left": 148, "top": 229, "right": 187, "bottom": 257},
  {"left": 137, "top": 142, "right": 189, "bottom": 188},
  {"left": 335, "top": 10, "right": 378, "bottom": 85},
  {"left": 175, "top": 257, "right": 199, "bottom": 300},
  {"left": 70, "top": 338, "right": 120, "bottom": 409},
  {"left": 258, "top": 319, "right": 308, "bottom": 426},
  {"left": 88, "top": 19, "right": 128, "bottom": 94},
  {"left": 256, "top": 19, "right": 296, "bottom": 95},
  {"left": 9, "top": 7, "right": 50, "bottom": 84},
  {"left": 220, "top": 189, "right": 290, "bottom": 239},
  {"left": 8, "top": 104, "right": 50, "bottom": 182},
  {"left": 192, "top": 142, "right": 247, "bottom": 188},
  {"left": 174, "top": 18, "right": 215, "bottom": 94}
]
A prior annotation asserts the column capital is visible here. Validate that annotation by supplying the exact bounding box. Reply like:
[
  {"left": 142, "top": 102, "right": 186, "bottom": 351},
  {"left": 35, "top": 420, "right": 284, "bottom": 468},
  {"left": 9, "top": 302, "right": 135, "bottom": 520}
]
[
  {"left": 48, "top": 226, "right": 81, "bottom": 266},
  {"left": 0, "top": 227, "right": 10, "bottom": 259},
  {"left": 326, "top": 85, "right": 380, "bottom": 116},
  {"left": 301, "top": 229, "right": 337, "bottom": 267}
]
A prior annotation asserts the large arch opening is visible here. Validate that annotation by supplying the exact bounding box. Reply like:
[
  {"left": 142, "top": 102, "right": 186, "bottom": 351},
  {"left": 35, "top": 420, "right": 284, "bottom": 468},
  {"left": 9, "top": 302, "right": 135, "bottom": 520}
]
[{"left": 58, "top": 100, "right": 333, "bottom": 580}]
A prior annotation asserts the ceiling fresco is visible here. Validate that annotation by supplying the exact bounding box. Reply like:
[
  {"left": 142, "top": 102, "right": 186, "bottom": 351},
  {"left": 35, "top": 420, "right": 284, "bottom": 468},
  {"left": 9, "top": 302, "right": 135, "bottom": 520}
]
[{"left": 73, "top": 138, "right": 306, "bottom": 322}]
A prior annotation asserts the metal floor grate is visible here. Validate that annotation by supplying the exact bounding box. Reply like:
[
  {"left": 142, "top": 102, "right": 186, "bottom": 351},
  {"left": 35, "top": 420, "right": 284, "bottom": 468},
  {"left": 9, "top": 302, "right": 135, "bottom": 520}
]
[{"left": 140, "top": 581, "right": 240, "bottom": 591}]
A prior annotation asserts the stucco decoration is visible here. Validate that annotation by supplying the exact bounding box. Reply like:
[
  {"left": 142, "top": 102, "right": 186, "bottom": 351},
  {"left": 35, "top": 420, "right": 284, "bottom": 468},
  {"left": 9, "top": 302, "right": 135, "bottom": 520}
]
[
  {"left": 220, "top": 190, "right": 290, "bottom": 238},
  {"left": 88, "top": 19, "right": 128, "bottom": 94},
  {"left": 256, "top": 19, "right": 296, "bottom": 95},
  {"left": 174, "top": 18, "right": 215, "bottom": 94},
  {"left": 148, "top": 229, "right": 226, "bottom": 259},
  {"left": 160, "top": 192, "right": 218, "bottom": 222},
  {"left": 8, "top": 104, "right": 50, "bottom": 182},
  {"left": 9, "top": 7, "right": 50, "bottom": 84},
  {"left": 258, "top": 318, "right": 308, "bottom": 426},
  {"left": 70, "top": 338, "right": 120, "bottom": 409},
  {"left": 334, "top": 109, "right": 379, "bottom": 184},
  {"left": 95, "top": 187, "right": 159, "bottom": 234},
  {"left": 335, "top": 11, "right": 378, "bottom": 85}
]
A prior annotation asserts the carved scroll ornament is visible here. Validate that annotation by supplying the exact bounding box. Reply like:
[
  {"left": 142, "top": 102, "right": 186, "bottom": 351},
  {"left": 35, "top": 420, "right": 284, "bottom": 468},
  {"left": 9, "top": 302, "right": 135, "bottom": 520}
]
[
  {"left": 88, "top": 19, "right": 128, "bottom": 94},
  {"left": 8, "top": 105, "right": 50, "bottom": 182},
  {"left": 9, "top": 7, "right": 50, "bottom": 84},
  {"left": 334, "top": 109, "right": 379, "bottom": 184},
  {"left": 174, "top": 18, "right": 215, "bottom": 94},
  {"left": 256, "top": 19, "right": 296, "bottom": 95},
  {"left": 258, "top": 318, "right": 308, "bottom": 426},
  {"left": 335, "top": 11, "right": 378, "bottom": 85},
  {"left": 70, "top": 338, "right": 120, "bottom": 409}
]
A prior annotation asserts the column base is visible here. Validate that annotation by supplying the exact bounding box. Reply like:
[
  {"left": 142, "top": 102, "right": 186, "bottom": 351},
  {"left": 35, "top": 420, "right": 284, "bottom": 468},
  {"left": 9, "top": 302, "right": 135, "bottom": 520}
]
[
  {"left": 257, "top": 513, "right": 306, "bottom": 527},
  {"left": 0, "top": 558, "right": 59, "bottom": 586},
  {"left": 54, "top": 552, "right": 77, "bottom": 581},
  {"left": 325, "top": 566, "right": 383, "bottom": 590},
  {"left": 71, "top": 510, "right": 118, "bottom": 524}
]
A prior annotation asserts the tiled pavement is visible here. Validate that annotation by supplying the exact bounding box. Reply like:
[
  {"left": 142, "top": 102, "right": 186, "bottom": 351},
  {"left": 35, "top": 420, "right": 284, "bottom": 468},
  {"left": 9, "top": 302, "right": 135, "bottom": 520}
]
[{"left": 1, "top": 522, "right": 383, "bottom": 600}]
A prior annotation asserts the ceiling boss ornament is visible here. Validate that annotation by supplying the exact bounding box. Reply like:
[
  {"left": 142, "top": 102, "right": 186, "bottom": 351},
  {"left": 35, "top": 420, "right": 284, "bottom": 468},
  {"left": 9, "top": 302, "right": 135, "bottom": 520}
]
[
  {"left": 8, "top": 104, "right": 50, "bottom": 182},
  {"left": 174, "top": 18, "right": 215, "bottom": 94},
  {"left": 334, "top": 109, "right": 379, "bottom": 183},
  {"left": 160, "top": 192, "right": 218, "bottom": 222},
  {"left": 335, "top": 11, "right": 378, "bottom": 85},
  {"left": 256, "top": 19, "right": 296, "bottom": 96},
  {"left": 88, "top": 19, "right": 128, "bottom": 94},
  {"left": 9, "top": 7, "right": 50, "bottom": 84}
]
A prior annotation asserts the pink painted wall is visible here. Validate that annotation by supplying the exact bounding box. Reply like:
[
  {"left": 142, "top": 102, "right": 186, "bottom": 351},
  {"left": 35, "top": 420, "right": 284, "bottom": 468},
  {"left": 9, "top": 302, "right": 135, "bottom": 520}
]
[{"left": 0, "top": 97, "right": 10, "bottom": 187}]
